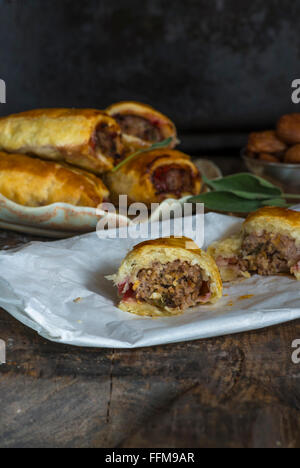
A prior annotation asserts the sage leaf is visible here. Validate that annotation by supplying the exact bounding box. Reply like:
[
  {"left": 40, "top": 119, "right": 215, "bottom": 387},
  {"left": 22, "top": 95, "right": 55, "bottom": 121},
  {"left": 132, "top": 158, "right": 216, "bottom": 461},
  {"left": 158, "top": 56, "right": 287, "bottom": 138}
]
[
  {"left": 188, "top": 192, "right": 290, "bottom": 213},
  {"left": 112, "top": 137, "right": 173, "bottom": 173},
  {"left": 261, "top": 198, "right": 291, "bottom": 207},
  {"left": 202, "top": 173, "right": 282, "bottom": 200},
  {"left": 188, "top": 192, "right": 264, "bottom": 213}
]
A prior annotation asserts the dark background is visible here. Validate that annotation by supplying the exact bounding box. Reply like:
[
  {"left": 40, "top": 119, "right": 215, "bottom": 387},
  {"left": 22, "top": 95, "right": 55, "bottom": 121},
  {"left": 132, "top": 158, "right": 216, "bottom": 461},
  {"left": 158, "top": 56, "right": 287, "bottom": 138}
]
[{"left": 0, "top": 0, "right": 300, "bottom": 154}]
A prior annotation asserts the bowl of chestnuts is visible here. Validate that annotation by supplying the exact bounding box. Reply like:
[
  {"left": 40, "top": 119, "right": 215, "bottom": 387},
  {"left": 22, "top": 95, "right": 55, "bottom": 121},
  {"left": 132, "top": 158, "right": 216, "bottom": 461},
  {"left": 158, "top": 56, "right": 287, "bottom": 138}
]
[{"left": 243, "top": 114, "right": 300, "bottom": 194}]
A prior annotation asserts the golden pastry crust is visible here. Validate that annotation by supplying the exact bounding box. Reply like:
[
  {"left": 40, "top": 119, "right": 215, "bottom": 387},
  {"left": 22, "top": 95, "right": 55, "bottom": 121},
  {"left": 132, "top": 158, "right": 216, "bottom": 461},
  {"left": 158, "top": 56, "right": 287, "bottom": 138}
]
[
  {"left": 277, "top": 114, "right": 300, "bottom": 145},
  {"left": 208, "top": 207, "right": 300, "bottom": 281},
  {"left": 0, "top": 151, "right": 109, "bottom": 207},
  {"left": 284, "top": 144, "right": 300, "bottom": 164},
  {"left": 207, "top": 234, "right": 247, "bottom": 282},
  {"left": 0, "top": 108, "right": 124, "bottom": 174},
  {"left": 106, "top": 101, "right": 178, "bottom": 152},
  {"left": 244, "top": 207, "right": 300, "bottom": 241},
  {"left": 108, "top": 236, "right": 223, "bottom": 317},
  {"left": 104, "top": 148, "right": 201, "bottom": 206},
  {"left": 247, "top": 131, "right": 287, "bottom": 154}
]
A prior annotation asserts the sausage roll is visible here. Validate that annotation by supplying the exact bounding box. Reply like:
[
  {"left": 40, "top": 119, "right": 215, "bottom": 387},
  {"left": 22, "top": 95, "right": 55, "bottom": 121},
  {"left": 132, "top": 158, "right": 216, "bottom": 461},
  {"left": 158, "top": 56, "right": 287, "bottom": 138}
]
[
  {"left": 0, "top": 151, "right": 109, "bottom": 207},
  {"left": 277, "top": 114, "right": 300, "bottom": 145},
  {"left": 207, "top": 207, "right": 300, "bottom": 282},
  {"left": 0, "top": 109, "right": 124, "bottom": 174},
  {"left": 108, "top": 237, "right": 223, "bottom": 317},
  {"left": 104, "top": 149, "right": 201, "bottom": 205},
  {"left": 106, "top": 101, "right": 178, "bottom": 152}
]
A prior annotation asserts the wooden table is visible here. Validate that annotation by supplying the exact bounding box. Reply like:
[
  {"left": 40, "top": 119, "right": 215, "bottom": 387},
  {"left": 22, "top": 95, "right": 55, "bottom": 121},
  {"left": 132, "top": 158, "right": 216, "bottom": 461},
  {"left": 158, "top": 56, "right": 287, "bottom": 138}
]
[{"left": 0, "top": 157, "right": 300, "bottom": 448}]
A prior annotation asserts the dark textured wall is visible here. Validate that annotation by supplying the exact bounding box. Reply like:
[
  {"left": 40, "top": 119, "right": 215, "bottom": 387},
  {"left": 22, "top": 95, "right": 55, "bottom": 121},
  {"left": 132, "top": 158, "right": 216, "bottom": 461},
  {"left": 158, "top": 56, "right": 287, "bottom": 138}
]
[{"left": 0, "top": 0, "right": 300, "bottom": 151}]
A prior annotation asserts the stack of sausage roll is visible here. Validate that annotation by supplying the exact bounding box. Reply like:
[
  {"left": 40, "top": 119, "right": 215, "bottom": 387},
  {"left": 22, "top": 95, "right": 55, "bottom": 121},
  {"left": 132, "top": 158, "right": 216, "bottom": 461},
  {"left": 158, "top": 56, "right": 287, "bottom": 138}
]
[{"left": 0, "top": 102, "right": 201, "bottom": 208}]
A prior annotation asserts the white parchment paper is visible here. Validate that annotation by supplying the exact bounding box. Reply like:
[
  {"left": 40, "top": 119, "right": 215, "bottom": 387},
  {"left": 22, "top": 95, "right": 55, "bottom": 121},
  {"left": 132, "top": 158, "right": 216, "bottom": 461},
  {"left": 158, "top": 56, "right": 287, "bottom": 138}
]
[{"left": 0, "top": 210, "right": 300, "bottom": 348}]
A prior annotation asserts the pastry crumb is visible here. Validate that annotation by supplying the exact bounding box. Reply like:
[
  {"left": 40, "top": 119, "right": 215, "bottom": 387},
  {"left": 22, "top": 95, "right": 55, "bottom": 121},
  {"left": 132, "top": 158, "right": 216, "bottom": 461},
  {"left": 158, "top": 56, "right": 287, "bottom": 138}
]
[{"left": 238, "top": 295, "right": 254, "bottom": 301}]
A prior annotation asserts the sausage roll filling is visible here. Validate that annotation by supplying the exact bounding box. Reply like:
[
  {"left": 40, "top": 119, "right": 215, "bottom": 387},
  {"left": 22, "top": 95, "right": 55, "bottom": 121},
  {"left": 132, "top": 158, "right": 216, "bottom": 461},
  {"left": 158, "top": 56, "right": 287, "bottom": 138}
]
[
  {"left": 152, "top": 164, "right": 194, "bottom": 196},
  {"left": 109, "top": 237, "right": 222, "bottom": 317},
  {"left": 91, "top": 122, "right": 123, "bottom": 160},
  {"left": 215, "top": 232, "right": 300, "bottom": 277},
  {"left": 241, "top": 231, "right": 299, "bottom": 275},
  {"left": 106, "top": 101, "right": 178, "bottom": 151},
  {"left": 113, "top": 113, "right": 162, "bottom": 143},
  {"left": 120, "top": 260, "right": 212, "bottom": 311},
  {"left": 208, "top": 207, "right": 300, "bottom": 281}
]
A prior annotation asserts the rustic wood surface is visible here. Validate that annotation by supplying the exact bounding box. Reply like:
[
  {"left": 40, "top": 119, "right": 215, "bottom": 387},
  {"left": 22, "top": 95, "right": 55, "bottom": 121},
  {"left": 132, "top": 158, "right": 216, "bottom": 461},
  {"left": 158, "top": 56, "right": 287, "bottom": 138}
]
[{"left": 0, "top": 157, "right": 300, "bottom": 448}]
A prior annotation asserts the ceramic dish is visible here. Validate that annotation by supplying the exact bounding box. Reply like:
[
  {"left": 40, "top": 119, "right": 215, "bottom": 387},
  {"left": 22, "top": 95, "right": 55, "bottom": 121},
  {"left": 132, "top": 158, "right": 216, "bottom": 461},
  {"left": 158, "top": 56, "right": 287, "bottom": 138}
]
[{"left": 0, "top": 159, "right": 222, "bottom": 237}]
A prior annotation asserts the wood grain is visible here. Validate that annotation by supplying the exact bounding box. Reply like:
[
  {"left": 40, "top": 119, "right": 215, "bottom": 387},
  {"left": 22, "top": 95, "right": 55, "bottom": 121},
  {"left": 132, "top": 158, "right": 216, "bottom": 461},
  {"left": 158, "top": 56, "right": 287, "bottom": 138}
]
[{"left": 0, "top": 306, "right": 300, "bottom": 448}]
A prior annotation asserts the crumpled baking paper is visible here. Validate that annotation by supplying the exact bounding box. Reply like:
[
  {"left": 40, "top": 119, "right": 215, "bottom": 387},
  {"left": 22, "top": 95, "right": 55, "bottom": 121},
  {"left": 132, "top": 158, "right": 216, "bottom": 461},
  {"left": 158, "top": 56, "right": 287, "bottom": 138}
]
[{"left": 0, "top": 210, "right": 300, "bottom": 348}]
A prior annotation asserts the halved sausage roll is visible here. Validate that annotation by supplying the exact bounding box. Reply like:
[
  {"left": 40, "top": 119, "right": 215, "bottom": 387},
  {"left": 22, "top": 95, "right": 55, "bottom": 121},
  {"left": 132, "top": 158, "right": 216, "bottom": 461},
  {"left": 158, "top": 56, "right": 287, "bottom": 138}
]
[
  {"left": 0, "top": 109, "right": 124, "bottom": 174},
  {"left": 108, "top": 237, "right": 223, "bottom": 317},
  {"left": 0, "top": 151, "right": 109, "bottom": 207},
  {"left": 208, "top": 207, "right": 300, "bottom": 282},
  {"left": 106, "top": 101, "right": 178, "bottom": 152},
  {"left": 104, "top": 149, "right": 201, "bottom": 205}
]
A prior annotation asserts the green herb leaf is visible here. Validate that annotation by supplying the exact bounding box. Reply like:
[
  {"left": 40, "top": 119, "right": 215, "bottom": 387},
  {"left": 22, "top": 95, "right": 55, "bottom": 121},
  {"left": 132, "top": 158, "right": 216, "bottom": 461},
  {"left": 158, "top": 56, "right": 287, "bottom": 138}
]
[
  {"left": 188, "top": 192, "right": 290, "bottom": 213},
  {"left": 188, "top": 192, "right": 264, "bottom": 213},
  {"left": 261, "top": 198, "right": 292, "bottom": 207},
  {"left": 283, "top": 193, "right": 300, "bottom": 200},
  {"left": 202, "top": 173, "right": 282, "bottom": 200},
  {"left": 112, "top": 137, "right": 173, "bottom": 173}
]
